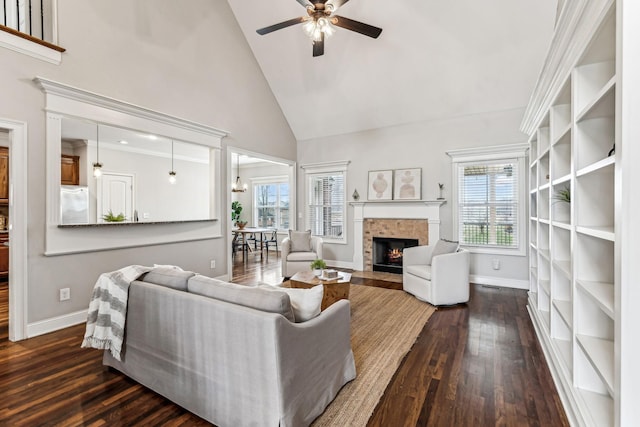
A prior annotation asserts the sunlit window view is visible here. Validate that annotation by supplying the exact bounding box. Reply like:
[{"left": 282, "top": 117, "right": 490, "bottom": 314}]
[
  {"left": 458, "top": 162, "right": 519, "bottom": 248},
  {"left": 254, "top": 182, "right": 289, "bottom": 229}
]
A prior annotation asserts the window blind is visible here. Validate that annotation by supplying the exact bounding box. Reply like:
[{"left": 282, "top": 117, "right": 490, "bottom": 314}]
[
  {"left": 457, "top": 161, "right": 519, "bottom": 248},
  {"left": 308, "top": 173, "right": 344, "bottom": 239}
]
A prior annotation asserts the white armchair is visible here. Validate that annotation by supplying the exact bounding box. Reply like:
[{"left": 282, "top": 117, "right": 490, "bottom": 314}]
[
  {"left": 281, "top": 235, "right": 323, "bottom": 278},
  {"left": 402, "top": 243, "right": 470, "bottom": 306}
]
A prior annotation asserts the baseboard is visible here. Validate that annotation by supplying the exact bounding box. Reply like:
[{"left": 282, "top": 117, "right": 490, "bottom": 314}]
[
  {"left": 326, "top": 260, "right": 354, "bottom": 270},
  {"left": 469, "top": 274, "right": 529, "bottom": 290},
  {"left": 27, "top": 309, "right": 87, "bottom": 338}
]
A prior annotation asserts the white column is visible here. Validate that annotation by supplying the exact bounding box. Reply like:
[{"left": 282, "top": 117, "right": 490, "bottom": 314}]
[{"left": 352, "top": 202, "right": 365, "bottom": 270}]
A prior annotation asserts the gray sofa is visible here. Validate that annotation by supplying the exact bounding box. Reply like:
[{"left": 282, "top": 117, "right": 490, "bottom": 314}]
[{"left": 103, "top": 269, "right": 356, "bottom": 427}]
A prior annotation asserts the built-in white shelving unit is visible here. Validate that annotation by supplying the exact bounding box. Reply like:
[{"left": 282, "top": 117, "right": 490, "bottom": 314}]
[{"left": 522, "top": 1, "right": 640, "bottom": 425}]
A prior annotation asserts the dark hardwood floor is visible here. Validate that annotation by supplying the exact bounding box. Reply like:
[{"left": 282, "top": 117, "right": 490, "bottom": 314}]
[{"left": 0, "top": 254, "right": 568, "bottom": 426}]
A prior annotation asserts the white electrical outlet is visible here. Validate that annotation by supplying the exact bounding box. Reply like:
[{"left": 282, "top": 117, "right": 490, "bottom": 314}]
[
  {"left": 492, "top": 259, "right": 501, "bottom": 270},
  {"left": 143, "top": 212, "right": 150, "bottom": 219},
  {"left": 210, "top": 260, "right": 216, "bottom": 269},
  {"left": 59, "top": 288, "right": 70, "bottom": 301}
]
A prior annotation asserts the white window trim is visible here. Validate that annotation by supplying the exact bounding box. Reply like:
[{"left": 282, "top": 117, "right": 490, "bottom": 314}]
[
  {"left": 301, "top": 160, "right": 350, "bottom": 245},
  {"left": 447, "top": 143, "right": 529, "bottom": 256},
  {"left": 251, "top": 175, "right": 290, "bottom": 230},
  {"left": 0, "top": 0, "right": 61, "bottom": 64}
]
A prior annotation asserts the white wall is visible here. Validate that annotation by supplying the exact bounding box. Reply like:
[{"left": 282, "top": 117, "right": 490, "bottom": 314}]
[
  {"left": 0, "top": 0, "right": 296, "bottom": 326},
  {"left": 297, "top": 108, "right": 530, "bottom": 287}
]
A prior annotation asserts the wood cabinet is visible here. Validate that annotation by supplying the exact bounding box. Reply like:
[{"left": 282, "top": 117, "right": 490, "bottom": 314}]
[
  {"left": 0, "top": 147, "right": 8, "bottom": 204},
  {"left": 523, "top": 1, "right": 640, "bottom": 426},
  {"left": 61, "top": 154, "right": 80, "bottom": 185}
]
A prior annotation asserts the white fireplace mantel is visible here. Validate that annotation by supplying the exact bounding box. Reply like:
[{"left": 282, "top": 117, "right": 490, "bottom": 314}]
[{"left": 350, "top": 200, "right": 446, "bottom": 271}]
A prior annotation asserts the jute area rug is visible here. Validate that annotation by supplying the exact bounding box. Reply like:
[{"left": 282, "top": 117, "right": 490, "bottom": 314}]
[
  {"left": 350, "top": 270, "right": 403, "bottom": 284},
  {"left": 312, "top": 284, "right": 436, "bottom": 426}
]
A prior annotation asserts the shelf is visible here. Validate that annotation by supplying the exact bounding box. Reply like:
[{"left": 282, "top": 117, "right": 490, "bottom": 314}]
[
  {"left": 539, "top": 218, "right": 550, "bottom": 225},
  {"left": 552, "top": 123, "right": 572, "bottom": 146},
  {"left": 551, "top": 221, "right": 572, "bottom": 231},
  {"left": 578, "top": 389, "right": 613, "bottom": 427},
  {"left": 553, "top": 260, "right": 571, "bottom": 278},
  {"left": 530, "top": 242, "right": 538, "bottom": 250},
  {"left": 539, "top": 249, "right": 551, "bottom": 261},
  {"left": 539, "top": 279, "right": 550, "bottom": 295},
  {"left": 576, "top": 335, "right": 614, "bottom": 396},
  {"left": 553, "top": 337, "right": 572, "bottom": 374},
  {"left": 553, "top": 300, "right": 573, "bottom": 327},
  {"left": 576, "top": 226, "right": 615, "bottom": 241},
  {"left": 539, "top": 183, "right": 551, "bottom": 191},
  {"left": 530, "top": 188, "right": 538, "bottom": 195},
  {"left": 530, "top": 267, "right": 538, "bottom": 280},
  {"left": 540, "top": 310, "right": 550, "bottom": 332},
  {"left": 576, "top": 76, "right": 616, "bottom": 123},
  {"left": 576, "top": 155, "right": 615, "bottom": 177},
  {"left": 576, "top": 280, "right": 614, "bottom": 319},
  {"left": 551, "top": 174, "right": 571, "bottom": 185}
]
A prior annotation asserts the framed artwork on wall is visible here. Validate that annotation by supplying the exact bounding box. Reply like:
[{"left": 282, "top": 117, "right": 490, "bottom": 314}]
[
  {"left": 393, "top": 168, "right": 421, "bottom": 200},
  {"left": 368, "top": 170, "right": 393, "bottom": 200}
]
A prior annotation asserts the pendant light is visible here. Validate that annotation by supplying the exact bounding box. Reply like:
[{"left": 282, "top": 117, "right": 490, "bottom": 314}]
[
  {"left": 93, "top": 124, "right": 103, "bottom": 178},
  {"left": 231, "top": 153, "right": 247, "bottom": 192},
  {"left": 168, "top": 140, "right": 177, "bottom": 184}
]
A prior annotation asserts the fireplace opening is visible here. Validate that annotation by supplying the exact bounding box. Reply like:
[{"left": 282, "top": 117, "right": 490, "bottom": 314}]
[{"left": 372, "top": 237, "right": 419, "bottom": 274}]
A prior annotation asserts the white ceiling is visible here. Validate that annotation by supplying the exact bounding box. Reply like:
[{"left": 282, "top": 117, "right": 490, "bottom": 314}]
[{"left": 227, "top": 0, "right": 558, "bottom": 141}]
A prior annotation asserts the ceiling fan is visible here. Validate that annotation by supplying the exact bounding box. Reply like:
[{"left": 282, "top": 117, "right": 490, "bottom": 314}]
[{"left": 256, "top": 0, "right": 382, "bottom": 57}]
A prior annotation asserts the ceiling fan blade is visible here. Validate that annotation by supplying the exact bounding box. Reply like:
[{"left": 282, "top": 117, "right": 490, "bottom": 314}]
[
  {"left": 313, "top": 33, "right": 325, "bottom": 57},
  {"left": 256, "top": 17, "right": 306, "bottom": 35},
  {"left": 332, "top": 15, "right": 382, "bottom": 38},
  {"left": 295, "top": 0, "right": 310, "bottom": 6},
  {"left": 327, "top": 0, "right": 350, "bottom": 9}
]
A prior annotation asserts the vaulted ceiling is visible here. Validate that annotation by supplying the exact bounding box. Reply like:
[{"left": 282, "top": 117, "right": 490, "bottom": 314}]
[{"left": 227, "top": 0, "right": 557, "bottom": 141}]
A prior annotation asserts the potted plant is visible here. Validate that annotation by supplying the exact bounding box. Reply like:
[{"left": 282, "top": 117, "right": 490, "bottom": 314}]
[
  {"left": 102, "top": 210, "right": 126, "bottom": 222},
  {"left": 310, "top": 259, "right": 327, "bottom": 276},
  {"left": 231, "top": 201, "right": 244, "bottom": 228},
  {"left": 553, "top": 186, "right": 570, "bottom": 203}
]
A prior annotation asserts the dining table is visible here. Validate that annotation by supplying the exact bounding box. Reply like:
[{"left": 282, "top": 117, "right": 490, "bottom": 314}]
[{"left": 232, "top": 227, "right": 270, "bottom": 257}]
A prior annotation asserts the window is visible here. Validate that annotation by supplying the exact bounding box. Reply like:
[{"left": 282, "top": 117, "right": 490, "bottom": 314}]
[
  {"left": 448, "top": 144, "right": 527, "bottom": 255},
  {"left": 458, "top": 161, "right": 519, "bottom": 247},
  {"left": 253, "top": 179, "right": 290, "bottom": 229},
  {"left": 301, "top": 161, "right": 349, "bottom": 244}
]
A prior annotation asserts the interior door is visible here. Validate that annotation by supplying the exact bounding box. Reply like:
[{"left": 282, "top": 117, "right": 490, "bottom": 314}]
[{"left": 97, "top": 173, "right": 134, "bottom": 222}]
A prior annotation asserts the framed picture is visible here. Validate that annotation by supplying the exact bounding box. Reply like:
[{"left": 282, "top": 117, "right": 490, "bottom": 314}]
[
  {"left": 393, "top": 168, "right": 421, "bottom": 200},
  {"left": 368, "top": 170, "right": 393, "bottom": 200}
]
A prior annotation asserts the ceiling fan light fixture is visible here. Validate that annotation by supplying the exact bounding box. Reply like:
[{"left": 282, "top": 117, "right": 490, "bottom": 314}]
[{"left": 303, "top": 16, "right": 334, "bottom": 42}]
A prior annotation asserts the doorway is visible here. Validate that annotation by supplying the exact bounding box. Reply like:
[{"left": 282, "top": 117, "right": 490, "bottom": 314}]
[
  {"left": 227, "top": 148, "right": 296, "bottom": 281},
  {"left": 97, "top": 172, "right": 134, "bottom": 222},
  {"left": 0, "top": 118, "right": 27, "bottom": 341}
]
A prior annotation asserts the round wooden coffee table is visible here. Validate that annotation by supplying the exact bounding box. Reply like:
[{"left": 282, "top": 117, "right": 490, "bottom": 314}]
[{"left": 287, "top": 271, "right": 352, "bottom": 310}]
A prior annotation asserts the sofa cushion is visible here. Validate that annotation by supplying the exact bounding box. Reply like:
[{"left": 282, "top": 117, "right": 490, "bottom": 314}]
[
  {"left": 405, "top": 264, "right": 432, "bottom": 281},
  {"left": 289, "top": 230, "right": 312, "bottom": 252},
  {"left": 286, "top": 251, "right": 318, "bottom": 262},
  {"left": 428, "top": 239, "right": 459, "bottom": 265},
  {"left": 260, "top": 284, "right": 323, "bottom": 322},
  {"left": 187, "top": 275, "right": 295, "bottom": 322},
  {"left": 142, "top": 267, "right": 195, "bottom": 291}
]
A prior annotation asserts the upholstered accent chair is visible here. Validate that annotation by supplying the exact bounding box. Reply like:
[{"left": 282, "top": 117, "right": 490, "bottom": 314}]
[
  {"left": 281, "top": 230, "right": 323, "bottom": 278},
  {"left": 402, "top": 240, "right": 470, "bottom": 306}
]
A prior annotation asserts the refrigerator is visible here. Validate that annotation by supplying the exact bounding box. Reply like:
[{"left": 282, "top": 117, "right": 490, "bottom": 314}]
[{"left": 60, "top": 185, "right": 89, "bottom": 224}]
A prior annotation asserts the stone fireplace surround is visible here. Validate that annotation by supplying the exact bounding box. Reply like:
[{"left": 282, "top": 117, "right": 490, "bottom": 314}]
[{"left": 351, "top": 201, "right": 445, "bottom": 271}]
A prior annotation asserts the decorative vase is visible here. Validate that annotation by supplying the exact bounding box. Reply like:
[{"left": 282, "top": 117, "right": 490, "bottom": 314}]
[{"left": 313, "top": 268, "right": 322, "bottom": 277}]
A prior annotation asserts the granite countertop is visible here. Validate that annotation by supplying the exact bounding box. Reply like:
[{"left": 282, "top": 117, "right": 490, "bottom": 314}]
[{"left": 58, "top": 218, "right": 218, "bottom": 228}]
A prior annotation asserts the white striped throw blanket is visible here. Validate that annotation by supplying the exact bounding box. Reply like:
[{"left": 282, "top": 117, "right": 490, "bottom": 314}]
[{"left": 81, "top": 265, "right": 151, "bottom": 361}]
